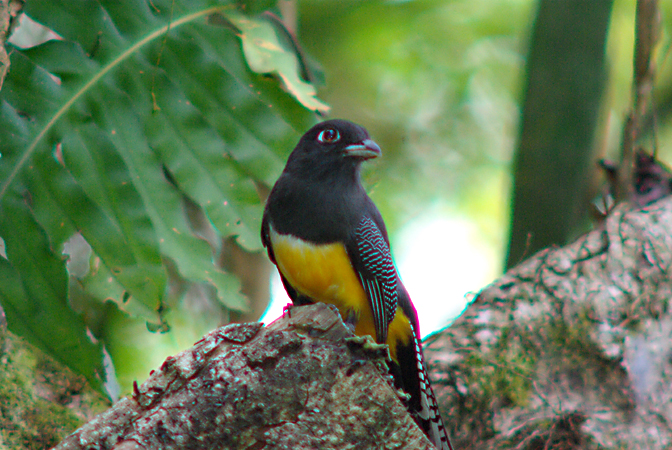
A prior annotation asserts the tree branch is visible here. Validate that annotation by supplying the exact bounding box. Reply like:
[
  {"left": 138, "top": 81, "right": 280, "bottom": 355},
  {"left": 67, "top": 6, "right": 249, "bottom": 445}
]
[
  {"left": 54, "top": 303, "right": 436, "bottom": 450},
  {"left": 426, "top": 196, "right": 672, "bottom": 449},
  {"left": 616, "top": 0, "right": 661, "bottom": 202}
]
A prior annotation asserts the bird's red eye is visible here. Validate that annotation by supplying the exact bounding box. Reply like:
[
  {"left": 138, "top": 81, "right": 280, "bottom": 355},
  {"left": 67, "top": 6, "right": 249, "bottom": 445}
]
[{"left": 317, "top": 128, "right": 340, "bottom": 144}]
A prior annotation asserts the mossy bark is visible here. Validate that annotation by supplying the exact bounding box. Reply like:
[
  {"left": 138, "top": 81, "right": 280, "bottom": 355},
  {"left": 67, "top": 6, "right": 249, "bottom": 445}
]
[
  {"left": 426, "top": 197, "right": 672, "bottom": 449},
  {"left": 54, "top": 304, "right": 435, "bottom": 450},
  {"left": 0, "top": 313, "right": 110, "bottom": 450}
]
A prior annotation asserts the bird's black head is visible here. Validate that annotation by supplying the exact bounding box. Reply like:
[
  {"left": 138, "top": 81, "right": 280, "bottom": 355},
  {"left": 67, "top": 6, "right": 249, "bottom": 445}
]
[{"left": 284, "top": 119, "right": 381, "bottom": 179}]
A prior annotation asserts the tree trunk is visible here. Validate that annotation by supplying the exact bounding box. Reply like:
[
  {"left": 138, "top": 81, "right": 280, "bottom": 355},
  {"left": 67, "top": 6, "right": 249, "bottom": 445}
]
[
  {"left": 506, "top": 0, "right": 613, "bottom": 269},
  {"left": 427, "top": 196, "right": 672, "bottom": 449}
]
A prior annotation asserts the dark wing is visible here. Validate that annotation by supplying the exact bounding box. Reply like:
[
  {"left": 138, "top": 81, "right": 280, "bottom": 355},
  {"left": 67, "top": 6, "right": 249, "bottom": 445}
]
[
  {"left": 260, "top": 212, "right": 276, "bottom": 264},
  {"left": 348, "top": 215, "right": 398, "bottom": 344}
]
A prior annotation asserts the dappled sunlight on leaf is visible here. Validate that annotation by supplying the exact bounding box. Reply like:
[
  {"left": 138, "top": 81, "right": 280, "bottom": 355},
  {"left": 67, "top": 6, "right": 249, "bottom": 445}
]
[{"left": 223, "top": 10, "right": 330, "bottom": 114}]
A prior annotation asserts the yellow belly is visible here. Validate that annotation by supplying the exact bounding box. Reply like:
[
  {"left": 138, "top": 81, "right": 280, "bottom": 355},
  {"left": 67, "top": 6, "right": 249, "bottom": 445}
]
[{"left": 269, "top": 229, "right": 411, "bottom": 361}]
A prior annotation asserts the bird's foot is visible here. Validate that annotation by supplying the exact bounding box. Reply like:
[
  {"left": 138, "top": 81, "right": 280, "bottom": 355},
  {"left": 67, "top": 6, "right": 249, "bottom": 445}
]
[
  {"left": 282, "top": 303, "right": 294, "bottom": 318},
  {"left": 345, "top": 335, "right": 390, "bottom": 360}
]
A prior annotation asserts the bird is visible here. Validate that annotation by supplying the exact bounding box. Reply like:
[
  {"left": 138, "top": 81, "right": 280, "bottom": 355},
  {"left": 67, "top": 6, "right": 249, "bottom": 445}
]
[{"left": 261, "top": 119, "right": 454, "bottom": 450}]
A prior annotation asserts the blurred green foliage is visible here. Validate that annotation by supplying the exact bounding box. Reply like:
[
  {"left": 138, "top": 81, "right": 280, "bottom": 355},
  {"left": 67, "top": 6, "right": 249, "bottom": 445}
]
[
  {"left": 299, "top": 0, "right": 531, "bottom": 241},
  {"left": 299, "top": 0, "right": 672, "bottom": 256}
]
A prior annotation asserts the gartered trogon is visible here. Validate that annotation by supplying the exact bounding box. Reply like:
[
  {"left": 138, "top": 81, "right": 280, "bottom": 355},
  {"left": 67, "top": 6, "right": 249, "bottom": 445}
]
[{"left": 261, "top": 119, "right": 453, "bottom": 450}]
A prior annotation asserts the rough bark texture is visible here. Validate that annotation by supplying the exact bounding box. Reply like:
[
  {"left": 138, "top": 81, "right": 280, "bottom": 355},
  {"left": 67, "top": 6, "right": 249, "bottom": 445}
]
[
  {"left": 0, "top": 0, "right": 23, "bottom": 89},
  {"left": 54, "top": 303, "right": 435, "bottom": 450},
  {"left": 425, "top": 197, "right": 672, "bottom": 449}
]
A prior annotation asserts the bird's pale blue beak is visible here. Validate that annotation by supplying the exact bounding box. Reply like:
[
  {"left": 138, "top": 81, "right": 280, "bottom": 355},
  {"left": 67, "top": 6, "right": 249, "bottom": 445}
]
[{"left": 343, "top": 139, "right": 382, "bottom": 160}]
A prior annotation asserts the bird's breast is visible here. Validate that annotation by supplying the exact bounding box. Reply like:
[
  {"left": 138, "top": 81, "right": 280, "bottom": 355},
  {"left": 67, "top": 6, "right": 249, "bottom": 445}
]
[
  {"left": 269, "top": 227, "right": 367, "bottom": 310},
  {"left": 268, "top": 226, "right": 411, "bottom": 361}
]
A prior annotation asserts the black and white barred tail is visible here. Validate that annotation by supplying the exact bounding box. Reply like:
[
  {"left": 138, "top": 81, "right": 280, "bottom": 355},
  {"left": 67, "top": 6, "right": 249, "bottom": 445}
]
[{"left": 413, "top": 329, "right": 454, "bottom": 450}]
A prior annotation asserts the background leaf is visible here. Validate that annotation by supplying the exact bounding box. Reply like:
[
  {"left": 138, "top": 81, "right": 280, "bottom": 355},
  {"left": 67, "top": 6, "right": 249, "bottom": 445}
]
[
  {"left": 0, "top": 0, "right": 320, "bottom": 392},
  {"left": 0, "top": 191, "right": 104, "bottom": 392},
  {"left": 224, "top": 10, "right": 330, "bottom": 114}
]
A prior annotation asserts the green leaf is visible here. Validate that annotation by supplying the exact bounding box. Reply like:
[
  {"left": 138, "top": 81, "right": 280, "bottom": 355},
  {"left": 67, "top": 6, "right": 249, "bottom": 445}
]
[
  {"left": 9, "top": 121, "right": 166, "bottom": 324},
  {"left": 235, "top": 0, "right": 276, "bottom": 15},
  {"left": 0, "top": 191, "right": 105, "bottom": 391},
  {"left": 223, "top": 10, "right": 330, "bottom": 114},
  {"left": 0, "top": 0, "right": 324, "bottom": 388}
]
